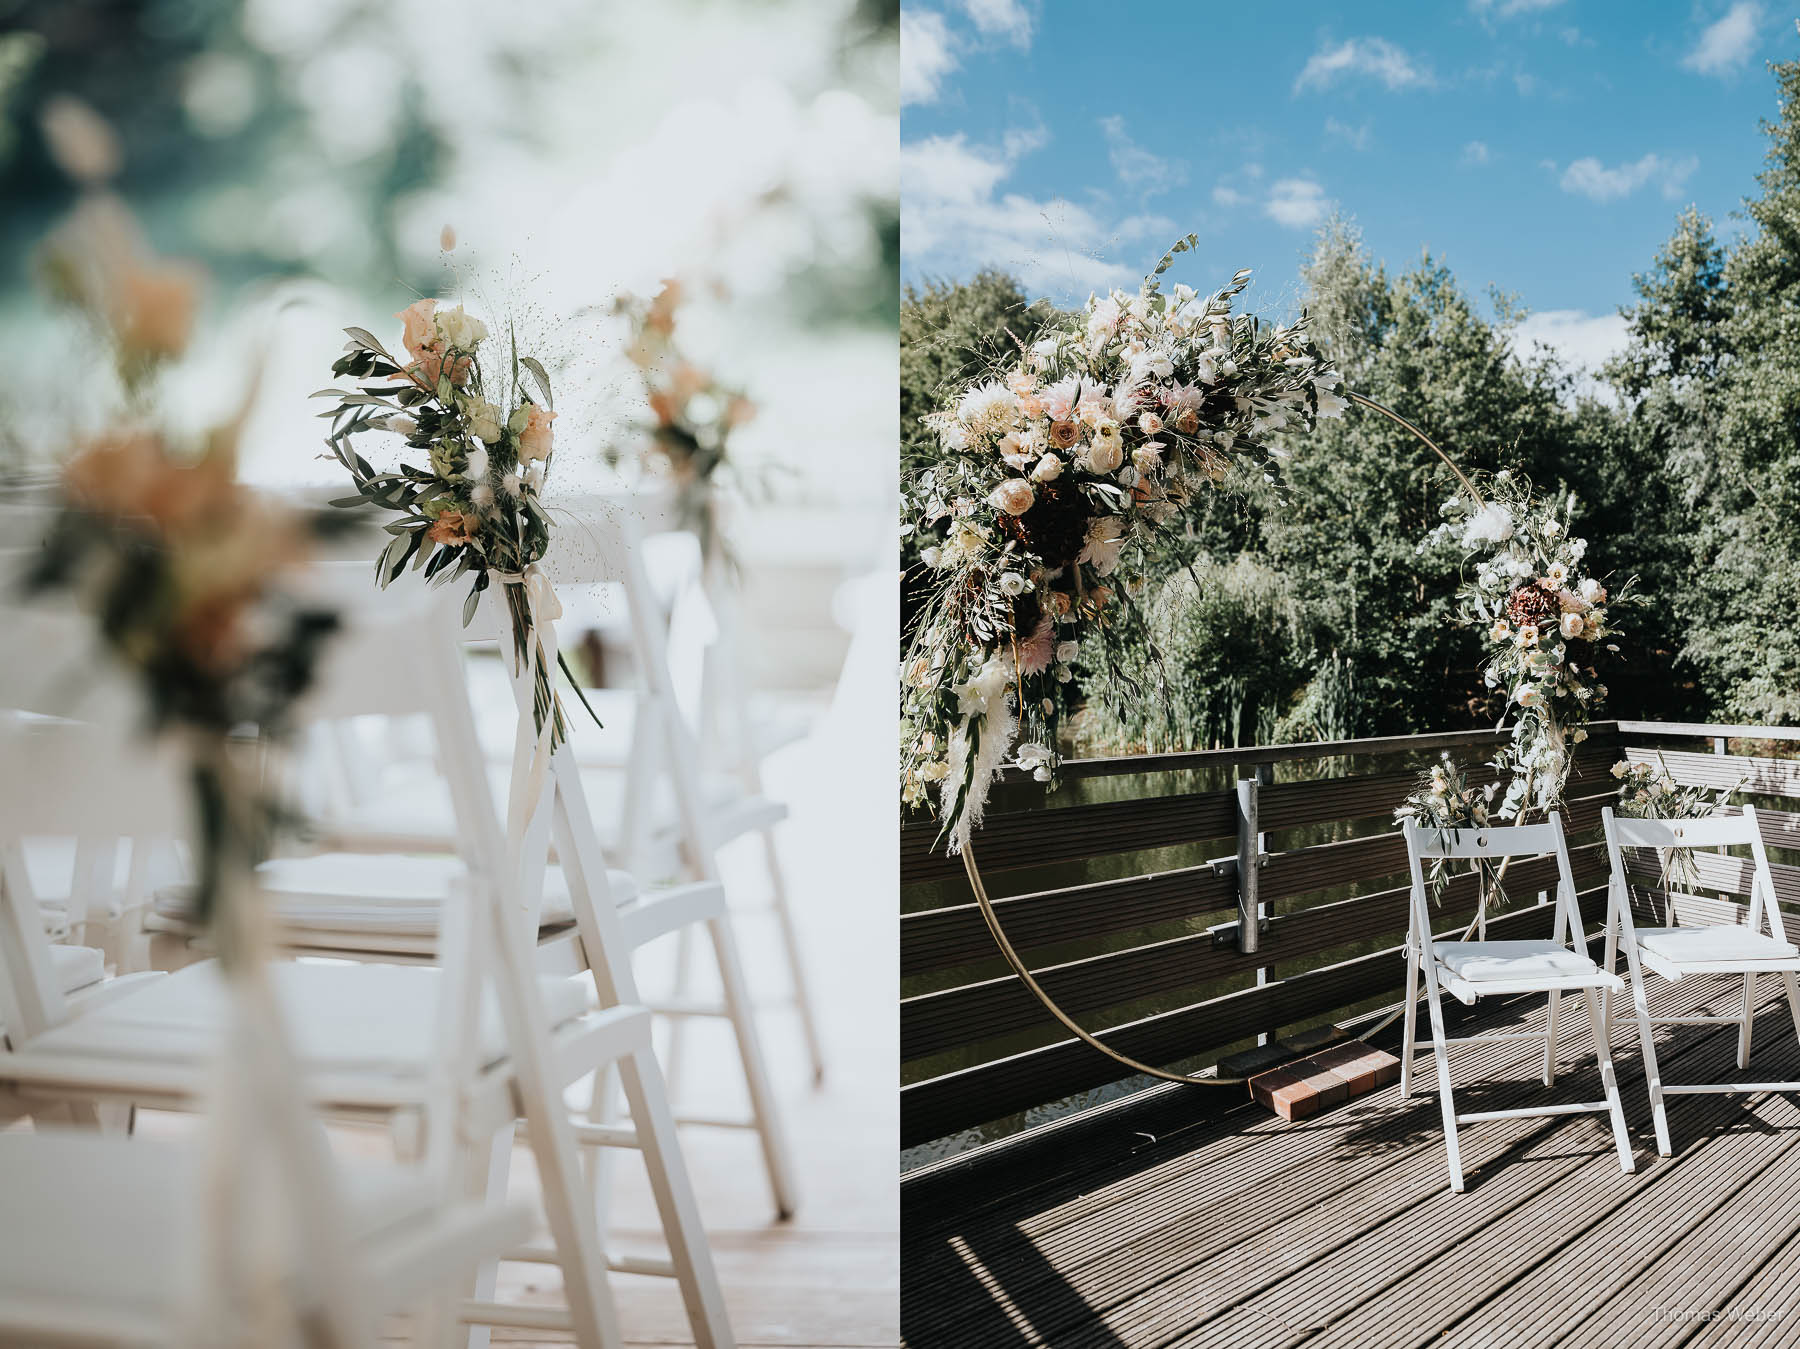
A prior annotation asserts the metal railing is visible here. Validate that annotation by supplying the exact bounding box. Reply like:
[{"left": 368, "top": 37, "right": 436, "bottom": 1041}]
[{"left": 900, "top": 720, "right": 1800, "bottom": 1155}]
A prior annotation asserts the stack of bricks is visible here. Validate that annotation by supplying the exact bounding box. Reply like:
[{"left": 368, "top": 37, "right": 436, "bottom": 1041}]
[{"left": 1247, "top": 1040, "right": 1402, "bottom": 1122}]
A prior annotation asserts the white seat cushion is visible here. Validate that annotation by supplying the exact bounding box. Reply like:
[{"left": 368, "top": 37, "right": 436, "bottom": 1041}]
[
  {"left": 48, "top": 944, "right": 105, "bottom": 994},
  {"left": 151, "top": 853, "right": 638, "bottom": 936},
  {"left": 1433, "top": 939, "right": 1600, "bottom": 982},
  {"left": 0, "top": 1130, "right": 437, "bottom": 1328},
  {"left": 315, "top": 762, "right": 754, "bottom": 859},
  {"left": 28, "top": 961, "right": 590, "bottom": 1074},
  {"left": 1637, "top": 925, "right": 1800, "bottom": 964}
]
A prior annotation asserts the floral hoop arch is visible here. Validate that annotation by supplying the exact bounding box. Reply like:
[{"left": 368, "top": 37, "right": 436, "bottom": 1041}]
[{"left": 956, "top": 392, "right": 1479, "bottom": 1089}]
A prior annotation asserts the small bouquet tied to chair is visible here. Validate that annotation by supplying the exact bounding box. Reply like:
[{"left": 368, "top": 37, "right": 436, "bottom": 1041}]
[{"left": 320, "top": 292, "right": 602, "bottom": 827}]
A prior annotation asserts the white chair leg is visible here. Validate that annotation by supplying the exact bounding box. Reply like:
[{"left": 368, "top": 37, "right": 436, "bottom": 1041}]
[
  {"left": 709, "top": 912, "right": 799, "bottom": 1220},
  {"left": 1542, "top": 989, "right": 1560, "bottom": 1088},
  {"left": 1739, "top": 971, "right": 1758, "bottom": 1070},
  {"left": 1625, "top": 947, "right": 1672, "bottom": 1157},
  {"left": 583, "top": 1061, "right": 620, "bottom": 1240},
  {"left": 1783, "top": 971, "right": 1800, "bottom": 1050},
  {"left": 1400, "top": 942, "right": 1420, "bottom": 1098},
  {"left": 458, "top": 1125, "right": 515, "bottom": 1349},
  {"left": 1580, "top": 987, "right": 1635, "bottom": 1174},
  {"left": 1420, "top": 967, "right": 1464, "bottom": 1193},
  {"left": 616, "top": 1045, "right": 735, "bottom": 1349},
  {"left": 664, "top": 921, "right": 698, "bottom": 1098},
  {"left": 760, "top": 825, "right": 825, "bottom": 1087}
]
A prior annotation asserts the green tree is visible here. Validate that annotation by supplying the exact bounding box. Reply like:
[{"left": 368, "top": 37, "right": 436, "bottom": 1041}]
[
  {"left": 1677, "top": 41, "right": 1800, "bottom": 720},
  {"left": 899, "top": 269, "right": 1061, "bottom": 477}
]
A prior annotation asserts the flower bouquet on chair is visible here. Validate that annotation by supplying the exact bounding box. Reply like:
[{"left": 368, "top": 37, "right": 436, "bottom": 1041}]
[
  {"left": 1395, "top": 754, "right": 1509, "bottom": 929},
  {"left": 1612, "top": 755, "right": 1744, "bottom": 894},
  {"left": 19, "top": 159, "right": 367, "bottom": 1340},
  {"left": 608, "top": 278, "right": 758, "bottom": 567},
  {"left": 319, "top": 296, "right": 599, "bottom": 760}
]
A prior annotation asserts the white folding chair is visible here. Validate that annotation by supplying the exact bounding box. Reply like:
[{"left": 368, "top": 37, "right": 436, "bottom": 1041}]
[
  {"left": 1400, "top": 817, "right": 1634, "bottom": 1192},
  {"left": 0, "top": 590, "right": 735, "bottom": 1348},
  {"left": 1599, "top": 805, "right": 1800, "bottom": 1157},
  {"left": 275, "top": 527, "right": 804, "bottom": 1221},
  {"left": 0, "top": 709, "right": 534, "bottom": 1348},
  {"left": 333, "top": 494, "right": 826, "bottom": 1089}
]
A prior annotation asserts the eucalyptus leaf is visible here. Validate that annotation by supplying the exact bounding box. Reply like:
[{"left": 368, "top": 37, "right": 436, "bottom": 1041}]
[
  {"left": 520, "top": 356, "right": 554, "bottom": 410},
  {"left": 343, "top": 326, "right": 389, "bottom": 356}
]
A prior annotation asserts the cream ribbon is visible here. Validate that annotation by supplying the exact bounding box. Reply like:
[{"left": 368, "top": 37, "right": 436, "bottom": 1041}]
[{"left": 490, "top": 565, "right": 564, "bottom": 851}]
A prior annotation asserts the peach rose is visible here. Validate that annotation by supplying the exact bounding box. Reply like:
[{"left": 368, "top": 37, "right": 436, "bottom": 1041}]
[
  {"left": 415, "top": 346, "right": 472, "bottom": 388},
  {"left": 397, "top": 298, "right": 437, "bottom": 357},
  {"left": 648, "top": 390, "right": 681, "bottom": 426},
  {"left": 427, "top": 510, "right": 476, "bottom": 546},
  {"left": 518, "top": 404, "right": 557, "bottom": 463},
  {"left": 647, "top": 279, "right": 683, "bottom": 334},
  {"left": 111, "top": 262, "right": 200, "bottom": 362}
]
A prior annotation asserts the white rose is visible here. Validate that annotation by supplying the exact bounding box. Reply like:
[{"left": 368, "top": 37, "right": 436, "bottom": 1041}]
[
  {"left": 1579, "top": 578, "right": 1605, "bottom": 604},
  {"left": 998, "top": 571, "right": 1028, "bottom": 596},
  {"left": 1055, "top": 641, "right": 1080, "bottom": 663},
  {"left": 467, "top": 399, "right": 504, "bottom": 445},
  {"left": 1032, "top": 453, "right": 1064, "bottom": 482},
  {"left": 1560, "top": 612, "right": 1584, "bottom": 639},
  {"left": 433, "top": 304, "right": 488, "bottom": 350},
  {"left": 988, "top": 479, "right": 1035, "bottom": 516},
  {"left": 1085, "top": 438, "right": 1124, "bottom": 474}
]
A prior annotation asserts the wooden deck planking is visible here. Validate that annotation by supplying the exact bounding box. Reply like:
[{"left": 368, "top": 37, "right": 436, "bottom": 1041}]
[{"left": 902, "top": 975, "right": 1800, "bottom": 1348}]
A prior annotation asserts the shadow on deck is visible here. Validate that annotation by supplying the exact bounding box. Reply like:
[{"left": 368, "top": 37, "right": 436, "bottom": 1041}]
[{"left": 901, "top": 973, "right": 1800, "bottom": 1348}]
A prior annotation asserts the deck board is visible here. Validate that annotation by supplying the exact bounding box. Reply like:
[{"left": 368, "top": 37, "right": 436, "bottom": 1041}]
[{"left": 902, "top": 974, "right": 1800, "bottom": 1348}]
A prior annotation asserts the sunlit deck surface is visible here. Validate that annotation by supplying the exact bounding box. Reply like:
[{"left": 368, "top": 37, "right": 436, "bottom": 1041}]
[{"left": 902, "top": 972, "right": 1800, "bottom": 1348}]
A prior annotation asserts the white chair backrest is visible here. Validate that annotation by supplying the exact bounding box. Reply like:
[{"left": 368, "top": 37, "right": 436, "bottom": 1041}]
[
  {"left": 1402, "top": 815, "right": 1583, "bottom": 946},
  {"left": 1404, "top": 819, "right": 1564, "bottom": 860},
  {"left": 1601, "top": 804, "right": 1781, "bottom": 938},
  {"left": 0, "top": 715, "right": 195, "bottom": 1040},
  {"left": 0, "top": 600, "right": 142, "bottom": 728},
  {"left": 1606, "top": 810, "right": 1756, "bottom": 851}
]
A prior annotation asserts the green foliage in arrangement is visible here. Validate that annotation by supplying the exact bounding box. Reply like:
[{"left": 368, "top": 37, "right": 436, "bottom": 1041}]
[{"left": 899, "top": 46, "right": 1800, "bottom": 750}]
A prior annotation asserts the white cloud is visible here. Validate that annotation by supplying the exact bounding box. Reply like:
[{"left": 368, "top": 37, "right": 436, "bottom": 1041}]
[
  {"left": 1510, "top": 309, "right": 1630, "bottom": 398},
  {"left": 1294, "top": 37, "right": 1434, "bottom": 94},
  {"left": 1100, "top": 115, "right": 1184, "bottom": 196},
  {"left": 1266, "top": 178, "right": 1332, "bottom": 229},
  {"left": 901, "top": 132, "right": 1137, "bottom": 296},
  {"left": 1683, "top": 2, "right": 1762, "bottom": 78},
  {"left": 1325, "top": 117, "right": 1371, "bottom": 151},
  {"left": 956, "top": 0, "right": 1032, "bottom": 47},
  {"left": 1212, "top": 185, "right": 1249, "bottom": 208},
  {"left": 1470, "top": 0, "right": 1566, "bottom": 17},
  {"left": 1461, "top": 140, "right": 1490, "bottom": 166},
  {"left": 901, "top": 9, "right": 958, "bottom": 106},
  {"left": 1558, "top": 152, "right": 1699, "bottom": 202}
]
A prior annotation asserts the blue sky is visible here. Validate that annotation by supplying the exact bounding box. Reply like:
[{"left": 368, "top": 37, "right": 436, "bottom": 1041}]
[{"left": 900, "top": 0, "right": 1799, "bottom": 371}]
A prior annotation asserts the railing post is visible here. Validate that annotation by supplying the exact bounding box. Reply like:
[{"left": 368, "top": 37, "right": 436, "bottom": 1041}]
[{"left": 1236, "top": 773, "right": 1261, "bottom": 957}]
